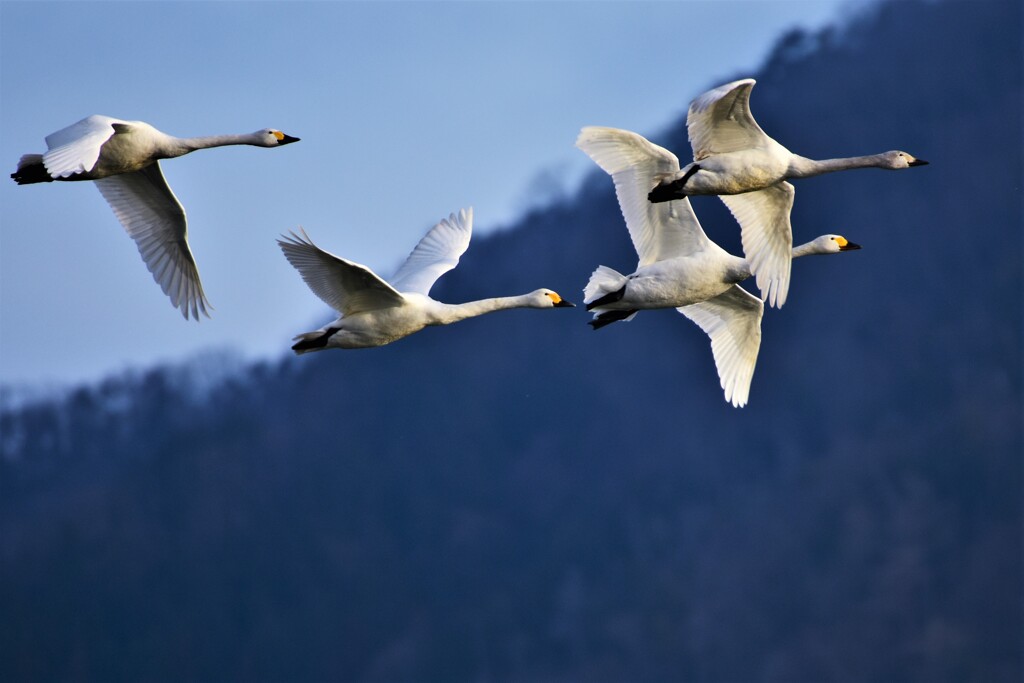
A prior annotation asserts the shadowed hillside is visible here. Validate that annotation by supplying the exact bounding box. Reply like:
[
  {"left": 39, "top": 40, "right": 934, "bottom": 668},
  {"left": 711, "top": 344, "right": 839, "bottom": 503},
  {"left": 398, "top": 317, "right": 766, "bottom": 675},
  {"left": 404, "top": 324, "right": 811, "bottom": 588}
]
[{"left": 1, "top": 1, "right": 1020, "bottom": 681}]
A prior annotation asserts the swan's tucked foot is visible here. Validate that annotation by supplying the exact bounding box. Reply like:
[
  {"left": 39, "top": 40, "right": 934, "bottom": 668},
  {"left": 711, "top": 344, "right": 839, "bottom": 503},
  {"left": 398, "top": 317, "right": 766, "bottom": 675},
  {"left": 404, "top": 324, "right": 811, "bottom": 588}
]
[
  {"left": 585, "top": 285, "right": 626, "bottom": 311},
  {"left": 291, "top": 327, "right": 339, "bottom": 354},
  {"left": 10, "top": 155, "right": 53, "bottom": 185},
  {"left": 589, "top": 309, "right": 638, "bottom": 330},
  {"left": 647, "top": 179, "right": 685, "bottom": 203},
  {"left": 648, "top": 164, "right": 700, "bottom": 203}
]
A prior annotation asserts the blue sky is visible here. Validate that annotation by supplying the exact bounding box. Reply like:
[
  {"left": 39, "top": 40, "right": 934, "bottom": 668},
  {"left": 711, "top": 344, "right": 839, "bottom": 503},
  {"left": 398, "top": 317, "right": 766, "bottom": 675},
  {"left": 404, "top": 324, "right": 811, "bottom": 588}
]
[{"left": 0, "top": 0, "right": 853, "bottom": 387}]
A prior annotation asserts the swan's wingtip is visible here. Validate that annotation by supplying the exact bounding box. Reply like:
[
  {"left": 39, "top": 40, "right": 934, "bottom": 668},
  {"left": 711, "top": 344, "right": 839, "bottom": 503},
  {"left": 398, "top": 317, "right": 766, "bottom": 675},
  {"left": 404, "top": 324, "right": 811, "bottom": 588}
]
[
  {"left": 443, "top": 208, "right": 473, "bottom": 232},
  {"left": 575, "top": 126, "right": 628, "bottom": 149},
  {"left": 723, "top": 381, "right": 751, "bottom": 408},
  {"left": 179, "top": 298, "right": 213, "bottom": 322},
  {"left": 278, "top": 227, "right": 313, "bottom": 247},
  {"left": 720, "top": 77, "right": 756, "bottom": 91},
  {"left": 755, "top": 273, "right": 789, "bottom": 310},
  {"left": 692, "top": 77, "right": 757, "bottom": 112}
]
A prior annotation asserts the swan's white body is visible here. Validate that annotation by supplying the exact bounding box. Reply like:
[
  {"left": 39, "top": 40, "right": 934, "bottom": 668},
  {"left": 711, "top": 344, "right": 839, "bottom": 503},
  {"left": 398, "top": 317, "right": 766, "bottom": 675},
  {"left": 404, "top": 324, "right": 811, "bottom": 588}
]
[
  {"left": 278, "top": 208, "right": 574, "bottom": 352},
  {"left": 642, "top": 78, "right": 925, "bottom": 308},
  {"left": 577, "top": 127, "right": 859, "bottom": 407},
  {"left": 12, "top": 115, "right": 300, "bottom": 319}
]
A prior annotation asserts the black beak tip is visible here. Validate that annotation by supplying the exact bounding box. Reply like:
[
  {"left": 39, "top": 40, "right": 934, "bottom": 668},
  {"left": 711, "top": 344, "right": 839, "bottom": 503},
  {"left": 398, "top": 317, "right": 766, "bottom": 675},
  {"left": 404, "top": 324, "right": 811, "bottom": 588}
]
[
  {"left": 556, "top": 300, "right": 576, "bottom": 308},
  {"left": 909, "top": 158, "right": 928, "bottom": 167},
  {"left": 280, "top": 135, "right": 300, "bottom": 145},
  {"left": 842, "top": 242, "right": 862, "bottom": 251}
]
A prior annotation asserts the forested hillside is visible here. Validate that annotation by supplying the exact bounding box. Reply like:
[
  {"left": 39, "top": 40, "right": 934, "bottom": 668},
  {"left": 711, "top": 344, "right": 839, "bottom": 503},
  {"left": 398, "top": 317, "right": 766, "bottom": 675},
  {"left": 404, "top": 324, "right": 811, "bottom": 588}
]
[{"left": 1, "top": 1, "right": 1020, "bottom": 681}]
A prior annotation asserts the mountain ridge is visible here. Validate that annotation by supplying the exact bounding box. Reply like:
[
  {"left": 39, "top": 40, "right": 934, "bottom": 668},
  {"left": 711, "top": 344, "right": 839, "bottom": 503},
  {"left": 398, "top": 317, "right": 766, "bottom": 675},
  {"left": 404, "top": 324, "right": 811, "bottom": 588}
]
[{"left": 2, "top": 1, "right": 1021, "bottom": 681}]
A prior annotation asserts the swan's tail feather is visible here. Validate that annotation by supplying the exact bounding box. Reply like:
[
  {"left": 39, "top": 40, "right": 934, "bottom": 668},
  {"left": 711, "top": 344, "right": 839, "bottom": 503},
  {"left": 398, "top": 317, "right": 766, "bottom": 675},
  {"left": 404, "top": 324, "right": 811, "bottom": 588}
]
[
  {"left": 11, "top": 155, "right": 54, "bottom": 185},
  {"left": 291, "top": 327, "right": 339, "bottom": 355},
  {"left": 589, "top": 309, "right": 639, "bottom": 330},
  {"left": 584, "top": 265, "right": 634, "bottom": 327},
  {"left": 583, "top": 265, "right": 628, "bottom": 309}
]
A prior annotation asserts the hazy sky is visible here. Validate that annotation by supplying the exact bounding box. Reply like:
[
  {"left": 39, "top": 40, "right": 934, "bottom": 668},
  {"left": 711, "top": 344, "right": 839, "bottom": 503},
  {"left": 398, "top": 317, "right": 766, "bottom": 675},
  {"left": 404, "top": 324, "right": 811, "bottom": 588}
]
[{"left": 1, "top": 0, "right": 854, "bottom": 388}]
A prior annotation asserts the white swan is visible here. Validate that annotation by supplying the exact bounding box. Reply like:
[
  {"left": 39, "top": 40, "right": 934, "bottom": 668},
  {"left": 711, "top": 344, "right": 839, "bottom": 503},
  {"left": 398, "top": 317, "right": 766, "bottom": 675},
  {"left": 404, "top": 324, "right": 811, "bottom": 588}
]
[
  {"left": 641, "top": 78, "right": 924, "bottom": 308},
  {"left": 278, "top": 207, "right": 575, "bottom": 353},
  {"left": 577, "top": 126, "right": 860, "bottom": 407},
  {"left": 12, "top": 115, "right": 300, "bottom": 319}
]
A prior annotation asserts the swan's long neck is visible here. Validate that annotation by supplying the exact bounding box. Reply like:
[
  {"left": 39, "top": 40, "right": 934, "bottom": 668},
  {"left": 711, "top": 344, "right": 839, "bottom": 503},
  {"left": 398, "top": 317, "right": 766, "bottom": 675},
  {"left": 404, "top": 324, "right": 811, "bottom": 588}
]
[
  {"left": 164, "top": 134, "right": 259, "bottom": 157},
  {"left": 791, "top": 240, "right": 827, "bottom": 259},
  {"left": 434, "top": 294, "right": 536, "bottom": 325},
  {"left": 787, "top": 153, "right": 889, "bottom": 178},
  {"left": 733, "top": 239, "right": 827, "bottom": 281}
]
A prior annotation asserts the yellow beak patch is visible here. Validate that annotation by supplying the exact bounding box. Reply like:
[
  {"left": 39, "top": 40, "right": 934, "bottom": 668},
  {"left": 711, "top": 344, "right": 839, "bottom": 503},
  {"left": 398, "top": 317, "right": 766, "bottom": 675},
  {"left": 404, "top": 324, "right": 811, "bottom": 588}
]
[
  {"left": 547, "top": 292, "right": 563, "bottom": 304},
  {"left": 835, "top": 236, "right": 849, "bottom": 247},
  {"left": 273, "top": 130, "right": 285, "bottom": 141}
]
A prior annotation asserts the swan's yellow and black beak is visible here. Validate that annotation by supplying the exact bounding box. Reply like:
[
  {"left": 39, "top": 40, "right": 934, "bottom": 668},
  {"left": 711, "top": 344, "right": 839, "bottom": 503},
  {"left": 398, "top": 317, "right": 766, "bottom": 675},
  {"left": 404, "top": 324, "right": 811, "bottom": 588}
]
[
  {"left": 278, "top": 133, "right": 301, "bottom": 146},
  {"left": 908, "top": 158, "right": 928, "bottom": 166},
  {"left": 833, "top": 236, "right": 861, "bottom": 251},
  {"left": 547, "top": 292, "right": 575, "bottom": 308}
]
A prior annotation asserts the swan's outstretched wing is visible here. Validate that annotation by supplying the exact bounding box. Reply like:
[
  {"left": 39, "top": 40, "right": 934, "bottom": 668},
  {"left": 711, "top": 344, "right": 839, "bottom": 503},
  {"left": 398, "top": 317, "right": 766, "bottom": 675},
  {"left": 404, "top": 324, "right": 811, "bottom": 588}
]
[
  {"left": 678, "top": 285, "right": 763, "bottom": 408},
  {"left": 389, "top": 208, "right": 473, "bottom": 296},
  {"left": 278, "top": 230, "right": 404, "bottom": 316},
  {"left": 687, "top": 79, "right": 770, "bottom": 159},
  {"left": 719, "top": 181, "right": 795, "bottom": 308},
  {"left": 94, "top": 162, "right": 211, "bottom": 320},
  {"left": 43, "top": 115, "right": 122, "bottom": 179},
  {"left": 576, "top": 127, "right": 710, "bottom": 267}
]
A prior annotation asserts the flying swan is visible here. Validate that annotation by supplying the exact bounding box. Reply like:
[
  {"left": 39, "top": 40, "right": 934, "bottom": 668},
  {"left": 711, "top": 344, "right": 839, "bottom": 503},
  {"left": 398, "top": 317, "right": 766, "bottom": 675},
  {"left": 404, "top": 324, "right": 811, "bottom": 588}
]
[
  {"left": 11, "top": 115, "right": 300, "bottom": 319},
  {"left": 640, "top": 79, "right": 924, "bottom": 308},
  {"left": 577, "top": 126, "right": 860, "bottom": 407},
  {"left": 278, "top": 207, "right": 574, "bottom": 353}
]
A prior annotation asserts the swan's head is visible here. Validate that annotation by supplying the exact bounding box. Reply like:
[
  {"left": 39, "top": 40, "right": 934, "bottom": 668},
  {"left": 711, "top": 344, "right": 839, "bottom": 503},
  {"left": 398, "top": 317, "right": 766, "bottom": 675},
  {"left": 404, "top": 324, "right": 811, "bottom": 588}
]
[
  {"left": 882, "top": 150, "right": 928, "bottom": 169},
  {"left": 253, "top": 129, "right": 301, "bottom": 147},
  {"left": 532, "top": 289, "right": 576, "bottom": 308},
  {"left": 814, "top": 234, "right": 862, "bottom": 254}
]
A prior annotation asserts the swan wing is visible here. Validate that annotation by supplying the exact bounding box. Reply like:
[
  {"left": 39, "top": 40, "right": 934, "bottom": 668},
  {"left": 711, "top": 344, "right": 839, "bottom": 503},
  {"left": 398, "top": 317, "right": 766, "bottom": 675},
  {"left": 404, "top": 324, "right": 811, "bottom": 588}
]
[
  {"left": 678, "top": 285, "right": 763, "bottom": 408},
  {"left": 94, "top": 163, "right": 211, "bottom": 320},
  {"left": 687, "top": 79, "right": 770, "bottom": 158},
  {"left": 390, "top": 208, "right": 473, "bottom": 296},
  {"left": 42, "top": 115, "right": 122, "bottom": 178},
  {"left": 278, "top": 230, "right": 405, "bottom": 316},
  {"left": 576, "top": 126, "right": 710, "bottom": 267},
  {"left": 719, "top": 181, "right": 794, "bottom": 308}
]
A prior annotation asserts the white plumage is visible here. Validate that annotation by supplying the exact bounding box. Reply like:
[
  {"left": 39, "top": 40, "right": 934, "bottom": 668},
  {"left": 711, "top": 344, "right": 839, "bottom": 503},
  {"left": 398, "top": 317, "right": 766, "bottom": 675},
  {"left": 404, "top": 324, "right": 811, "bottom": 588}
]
[
  {"left": 577, "top": 126, "right": 861, "bottom": 407},
  {"left": 12, "top": 115, "right": 300, "bottom": 319},
  {"left": 646, "top": 78, "right": 926, "bottom": 308},
  {"left": 278, "top": 208, "right": 574, "bottom": 353}
]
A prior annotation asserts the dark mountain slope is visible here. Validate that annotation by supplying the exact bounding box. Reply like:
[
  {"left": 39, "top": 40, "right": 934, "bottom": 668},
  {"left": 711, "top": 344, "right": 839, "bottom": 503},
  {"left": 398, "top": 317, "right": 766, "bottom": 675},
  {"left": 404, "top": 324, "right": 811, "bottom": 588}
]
[{"left": 1, "top": 1, "right": 1020, "bottom": 681}]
